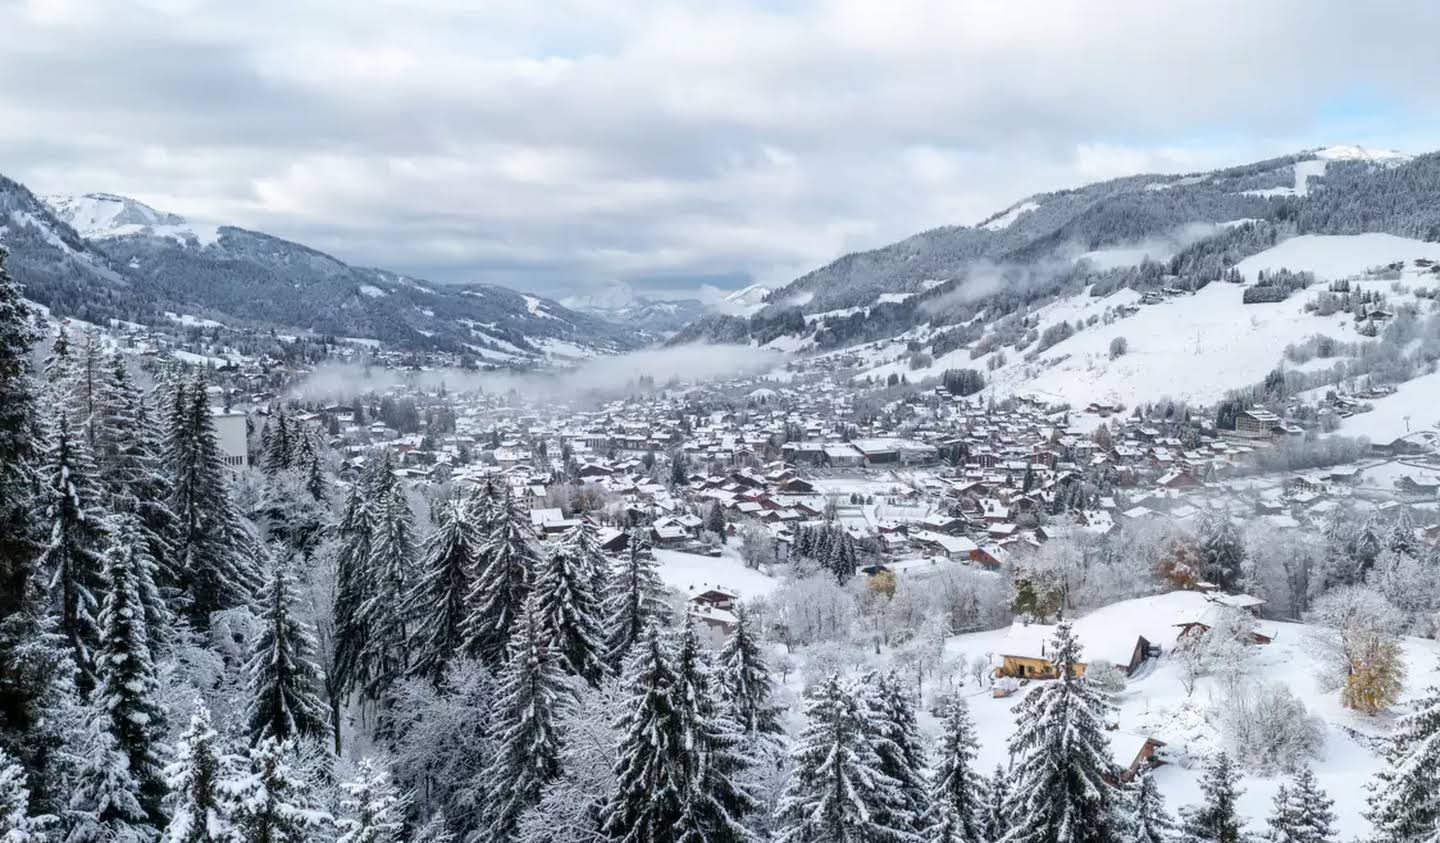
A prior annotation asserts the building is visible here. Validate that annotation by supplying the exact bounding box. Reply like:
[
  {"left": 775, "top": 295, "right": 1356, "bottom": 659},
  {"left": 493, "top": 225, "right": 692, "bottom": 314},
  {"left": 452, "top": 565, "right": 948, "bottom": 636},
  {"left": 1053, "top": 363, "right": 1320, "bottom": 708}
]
[
  {"left": 1235, "top": 408, "right": 1281, "bottom": 439},
  {"left": 213, "top": 410, "right": 250, "bottom": 468}
]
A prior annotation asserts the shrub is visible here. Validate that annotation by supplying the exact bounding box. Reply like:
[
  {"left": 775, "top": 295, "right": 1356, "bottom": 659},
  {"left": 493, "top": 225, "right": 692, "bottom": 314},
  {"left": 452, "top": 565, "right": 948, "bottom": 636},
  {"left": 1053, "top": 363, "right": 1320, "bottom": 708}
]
[{"left": 1109, "top": 336, "right": 1128, "bottom": 359}]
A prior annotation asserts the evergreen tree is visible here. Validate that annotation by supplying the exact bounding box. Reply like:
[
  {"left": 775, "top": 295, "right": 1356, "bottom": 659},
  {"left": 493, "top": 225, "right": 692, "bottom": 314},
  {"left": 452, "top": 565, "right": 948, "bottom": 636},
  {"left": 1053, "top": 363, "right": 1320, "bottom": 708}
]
[
  {"left": 63, "top": 709, "right": 154, "bottom": 843},
  {"left": 95, "top": 516, "right": 170, "bottom": 823},
  {"left": 0, "top": 746, "right": 55, "bottom": 841},
  {"left": 464, "top": 487, "right": 538, "bottom": 666},
  {"left": 1004, "top": 621, "right": 1117, "bottom": 843},
  {"left": 560, "top": 522, "right": 611, "bottom": 608},
  {"left": 161, "top": 701, "right": 236, "bottom": 843},
  {"left": 532, "top": 544, "right": 608, "bottom": 686},
  {"left": 165, "top": 379, "right": 256, "bottom": 626},
  {"left": 38, "top": 409, "right": 108, "bottom": 678},
  {"left": 1367, "top": 670, "right": 1440, "bottom": 843},
  {"left": 984, "top": 763, "right": 1012, "bottom": 843},
  {"left": 865, "top": 672, "right": 927, "bottom": 837},
  {"left": 1266, "top": 766, "right": 1334, "bottom": 843},
  {"left": 602, "top": 529, "right": 671, "bottom": 669},
  {"left": 483, "top": 595, "right": 575, "bottom": 843},
  {"left": 290, "top": 430, "right": 327, "bottom": 503},
  {"left": 773, "top": 675, "right": 912, "bottom": 843},
  {"left": 335, "top": 759, "right": 407, "bottom": 843},
  {"left": 716, "top": 604, "right": 783, "bottom": 737},
  {"left": 405, "top": 498, "right": 480, "bottom": 687},
  {"left": 1198, "top": 508, "right": 1245, "bottom": 591},
  {"left": 600, "top": 628, "right": 685, "bottom": 843},
  {"left": 357, "top": 461, "right": 416, "bottom": 702},
  {"left": 925, "top": 696, "right": 987, "bottom": 843},
  {"left": 1128, "top": 766, "right": 1178, "bottom": 843},
  {"left": 245, "top": 560, "right": 331, "bottom": 746},
  {"left": 226, "top": 738, "right": 328, "bottom": 843},
  {"left": 95, "top": 357, "right": 178, "bottom": 651},
  {"left": 705, "top": 502, "right": 726, "bottom": 537},
  {"left": 0, "top": 247, "right": 80, "bottom": 818},
  {"left": 263, "top": 413, "right": 294, "bottom": 475},
  {"left": 331, "top": 472, "right": 375, "bottom": 700},
  {"left": 1180, "top": 752, "right": 1246, "bottom": 843}
]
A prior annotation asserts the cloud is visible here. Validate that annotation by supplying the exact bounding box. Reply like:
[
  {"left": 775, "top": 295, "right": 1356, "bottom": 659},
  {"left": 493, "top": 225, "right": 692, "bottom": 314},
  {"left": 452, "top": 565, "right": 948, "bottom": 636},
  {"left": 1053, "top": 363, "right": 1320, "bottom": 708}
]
[
  {"left": 4, "top": 0, "right": 1440, "bottom": 297},
  {"left": 290, "top": 343, "right": 783, "bottom": 403}
]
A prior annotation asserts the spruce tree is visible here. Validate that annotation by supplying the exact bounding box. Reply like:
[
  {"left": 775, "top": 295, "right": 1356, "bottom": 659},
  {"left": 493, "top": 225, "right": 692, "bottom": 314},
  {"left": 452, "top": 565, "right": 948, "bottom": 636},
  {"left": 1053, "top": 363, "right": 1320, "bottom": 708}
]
[
  {"left": 984, "top": 764, "right": 1012, "bottom": 843},
  {"left": 1266, "top": 766, "right": 1334, "bottom": 843},
  {"left": 560, "top": 521, "right": 611, "bottom": 608},
  {"left": 331, "top": 473, "right": 375, "bottom": 699},
  {"left": 716, "top": 603, "right": 783, "bottom": 737},
  {"left": 263, "top": 413, "right": 294, "bottom": 475},
  {"left": 405, "top": 497, "right": 480, "bottom": 686},
  {"left": 245, "top": 560, "right": 331, "bottom": 746},
  {"left": 0, "top": 746, "right": 55, "bottom": 841},
  {"left": 602, "top": 529, "right": 671, "bottom": 669},
  {"left": 1367, "top": 671, "right": 1440, "bottom": 843},
  {"left": 336, "top": 758, "right": 407, "bottom": 843},
  {"left": 227, "top": 738, "right": 328, "bottom": 843},
  {"left": 483, "top": 595, "right": 575, "bottom": 843},
  {"left": 1004, "top": 621, "right": 1117, "bottom": 843},
  {"left": 162, "top": 701, "right": 236, "bottom": 843},
  {"left": 532, "top": 544, "right": 608, "bottom": 686},
  {"left": 864, "top": 672, "right": 928, "bottom": 838},
  {"left": 1129, "top": 766, "right": 1178, "bottom": 843},
  {"left": 1180, "top": 751, "right": 1246, "bottom": 843},
  {"left": 166, "top": 379, "right": 256, "bottom": 626},
  {"left": 38, "top": 409, "right": 109, "bottom": 678},
  {"left": 773, "top": 674, "right": 911, "bottom": 843},
  {"left": 94, "top": 516, "right": 170, "bottom": 823},
  {"left": 357, "top": 463, "right": 416, "bottom": 702},
  {"left": 600, "top": 628, "right": 684, "bottom": 843},
  {"left": 63, "top": 708, "right": 154, "bottom": 843},
  {"left": 463, "top": 487, "right": 537, "bottom": 666},
  {"left": 926, "top": 696, "right": 987, "bottom": 843},
  {"left": 0, "top": 246, "right": 79, "bottom": 818}
]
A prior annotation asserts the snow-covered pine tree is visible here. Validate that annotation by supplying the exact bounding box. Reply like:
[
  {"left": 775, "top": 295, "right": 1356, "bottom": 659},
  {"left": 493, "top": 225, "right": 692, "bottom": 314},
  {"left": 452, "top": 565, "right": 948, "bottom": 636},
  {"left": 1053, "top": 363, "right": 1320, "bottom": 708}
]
[
  {"left": 483, "top": 594, "right": 576, "bottom": 843},
  {"left": 405, "top": 497, "right": 480, "bottom": 686},
  {"left": 1127, "top": 766, "right": 1177, "bottom": 843},
  {"left": 864, "top": 672, "right": 927, "bottom": 838},
  {"left": 226, "top": 737, "right": 328, "bottom": 843},
  {"left": 245, "top": 559, "right": 331, "bottom": 747},
  {"left": 162, "top": 700, "right": 236, "bottom": 843},
  {"left": 516, "top": 677, "right": 624, "bottom": 843},
  {"left": 357, "top": 460, "right": 417, "bottom": 703},
  {"left": 71, "top": 329, "right": 106, "bottom": 447},
  {"left": 262, "top": 412, "right": 295, "bottom": 475},
  {"left": 63, "top": 707, "right": 154, "bottom": 843},
  {"left": 602, "top": 528, "right": 671, "bottom": 669},
  {"left": 94, "top": 355, "right": 179, "bottom": 651},
  {"left": 331, "top": 467, "right": 376, "bottom": 700},
  {"left": 532, "top": 543, "right": 608, "bottom": 686},
  {"left": 95, "top": 515, "right": 170, "bottom": 823},
  {"left": 1266, "top": 766, "right": 1334, "bottom": 843},
  {"left": 43, "top": 325, "right": 74, "bottom": 400},
  {"left": 1179, "top": 751, "right": 1246, "bottom": 843},
  {"left": 1367, "top": 669, "right": 1440, "bottom": 843},
  {"left": 165, "top": 378, "right": 257, "bottom": 627},
  {"left": 1198, "top": 508, "right": 1245, "bottom": 591},
  {"left": 411, "top": 812, "right": 456, "bottom": 843},
  {"left": 559, "top": 522, "right": 611, "bottom": 609},
  {"left": 1003, "top": 621, "right": 1117, "bottom": 843},
  {"left": 716, "top": 603, "right": 783, "bottom": 737},
  {"left": 0, "top": 746, "right": 55, "bottom": 841},
  {"left": 289, "top": 428, "right": 327, "bottom": 503},
  {"left": 984, "top": 764, "right": 1012, "bottom": 843},
  {"left": 773, "top": 674, "right": 911, "bottom": 843},
  {"left": 599, "top": 628, "right": 684, "bottom": 843},
  {"left": 925, "top": 695, "right": 987, "bottom": 843},
  {"left": 464, "top": 487, "right": 538, "bottom": 666},
  {"left": 0, "top": 246, "right": 82, "bottom": 819},
  {"left": 38, "top": 408, "right": 108, "bottom": 679},
  {"left": 462, "top": 477, "right": 498, "bottom": 529},
  {"left": 335, "top": 758, "right": 407, "bottom": 843},
  {"left": 670, "top": 622, "right": 757, "bottom": 842}
]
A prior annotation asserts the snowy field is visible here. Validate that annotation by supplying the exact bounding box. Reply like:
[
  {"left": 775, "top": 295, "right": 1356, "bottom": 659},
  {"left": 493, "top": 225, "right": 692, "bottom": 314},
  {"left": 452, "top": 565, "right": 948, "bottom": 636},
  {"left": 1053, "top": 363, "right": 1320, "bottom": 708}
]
[
  {"left": 929, "top": 592, "right": 1440, "bottom": 839},
  {"left": 653, "top": 547, "right": 780, "bottom": 600},
  {"left": 1339, "top": 369, "right": 1440, "bottom": 444}
]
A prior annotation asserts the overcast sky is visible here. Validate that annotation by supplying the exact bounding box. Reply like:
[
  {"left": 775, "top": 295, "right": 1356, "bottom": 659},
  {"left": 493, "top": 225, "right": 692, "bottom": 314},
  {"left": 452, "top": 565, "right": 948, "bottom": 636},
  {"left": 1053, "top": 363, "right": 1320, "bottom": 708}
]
[{"left": 5, "top": 0, "right": 1440, "bottom": 299}]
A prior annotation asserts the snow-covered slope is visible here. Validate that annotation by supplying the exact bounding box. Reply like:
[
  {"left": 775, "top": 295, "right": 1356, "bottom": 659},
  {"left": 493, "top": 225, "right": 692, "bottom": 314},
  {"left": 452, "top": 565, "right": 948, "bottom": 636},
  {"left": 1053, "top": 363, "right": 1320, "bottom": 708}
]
[
  {"left": 941, "top": 591, "right": 1440, "bottom": 839},
  {"left": 45, "top": 192, "right": 220, "bottom": 246}
]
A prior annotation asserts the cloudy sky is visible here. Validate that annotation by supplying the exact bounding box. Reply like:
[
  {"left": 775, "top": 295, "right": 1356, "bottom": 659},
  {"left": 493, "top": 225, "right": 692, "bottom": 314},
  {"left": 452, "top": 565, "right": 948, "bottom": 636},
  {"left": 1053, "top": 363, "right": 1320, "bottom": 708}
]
[{"left": 5, "top": 0, "right": 1440, "bottom": 299}]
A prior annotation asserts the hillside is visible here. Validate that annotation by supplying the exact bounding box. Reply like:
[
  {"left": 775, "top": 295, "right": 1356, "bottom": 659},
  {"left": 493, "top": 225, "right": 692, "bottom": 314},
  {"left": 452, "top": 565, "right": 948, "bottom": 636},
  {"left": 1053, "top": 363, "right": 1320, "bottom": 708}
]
[{"left": 0, "top": 183, "right": 639, "bottom": 359}]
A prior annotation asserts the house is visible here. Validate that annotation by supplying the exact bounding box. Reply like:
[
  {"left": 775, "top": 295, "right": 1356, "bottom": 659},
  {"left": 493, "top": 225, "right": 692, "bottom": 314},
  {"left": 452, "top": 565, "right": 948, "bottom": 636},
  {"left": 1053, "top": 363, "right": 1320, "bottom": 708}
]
[
  {"left": 996, "top": 622, "right": 1153, "bottom": 679},
  {"left": 650, "top": 516, "right": 692, "bottom": 547},
  {"left": 1107, "top": 733, "right": 1166, "bottom": 783},
  {"left": 1235, "top": 408, "right": 1281, "bottom": 439},
  {"left": 908, "top": 530, "right": 978, "bottom": 561},
  {"left": 530, "top": 507, "right": 582, "bottom": 536}
]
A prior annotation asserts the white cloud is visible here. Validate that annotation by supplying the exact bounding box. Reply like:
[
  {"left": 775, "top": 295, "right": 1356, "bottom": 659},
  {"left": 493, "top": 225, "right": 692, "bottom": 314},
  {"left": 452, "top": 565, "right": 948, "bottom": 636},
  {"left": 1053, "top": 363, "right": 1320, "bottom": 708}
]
[{"left": 3, "top": 0, "right": 1440, "bottom": 296}]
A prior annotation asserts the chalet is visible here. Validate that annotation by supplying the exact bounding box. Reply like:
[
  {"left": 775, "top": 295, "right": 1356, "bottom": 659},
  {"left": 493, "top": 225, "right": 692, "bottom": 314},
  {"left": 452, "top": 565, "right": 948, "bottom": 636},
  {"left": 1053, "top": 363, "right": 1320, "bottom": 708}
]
[
  {"left": 1234, "top": 408, "right": 1281, "bottom": 439},
  {"left": 1107, "top": 733, "right": 1166, "bottom": 783},
  {"left": 650, "top": 516, "right": 693, "bottom": 547},
  {"left": 908, "top": 530, "right": 978, "bottom": 561}
]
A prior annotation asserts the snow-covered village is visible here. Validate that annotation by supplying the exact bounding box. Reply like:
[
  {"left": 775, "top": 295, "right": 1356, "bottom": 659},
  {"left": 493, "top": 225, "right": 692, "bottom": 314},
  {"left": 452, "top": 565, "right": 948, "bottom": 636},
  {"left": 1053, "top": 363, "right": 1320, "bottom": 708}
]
[{"left": 8, "top": 3, "right": 1440, "bottom": 842}]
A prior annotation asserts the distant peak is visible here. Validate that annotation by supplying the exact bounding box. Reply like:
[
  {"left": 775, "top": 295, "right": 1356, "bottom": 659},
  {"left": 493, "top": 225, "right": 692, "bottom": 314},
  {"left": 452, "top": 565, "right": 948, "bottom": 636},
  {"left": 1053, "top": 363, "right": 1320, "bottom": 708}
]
[{"left": 1312, "top": 144, "right": 1411, "bottom": 163}]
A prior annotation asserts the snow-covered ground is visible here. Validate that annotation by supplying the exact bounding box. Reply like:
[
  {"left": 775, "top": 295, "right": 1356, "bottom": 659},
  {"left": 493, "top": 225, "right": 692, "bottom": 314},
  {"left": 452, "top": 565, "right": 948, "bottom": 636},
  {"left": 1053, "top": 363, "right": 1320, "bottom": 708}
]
[
  {"left": 932, "top": 592, "right": 1440, "bottom": 839},
  {"left": 1339, "top": 369, "right": 1440, "bottom": 444},
  {"left": 1234, "top": 233, "right": 1440, "bottom": 281},
  {"left": 653, "top": 547, "right": 780, "bottom": 601}
]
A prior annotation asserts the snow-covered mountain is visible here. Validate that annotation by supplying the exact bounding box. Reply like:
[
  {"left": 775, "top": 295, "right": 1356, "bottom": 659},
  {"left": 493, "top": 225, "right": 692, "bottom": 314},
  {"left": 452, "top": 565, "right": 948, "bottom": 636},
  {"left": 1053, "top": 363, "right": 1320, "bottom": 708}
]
[
  {"left": 673, "top": 144, "right": 1440, "bottom": 405},
  {"left": 0, "top": 177, "right": 638, "bottom": 358},
  {"left": 561, "top": 282, "right": 712, "bottom": 336}
]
